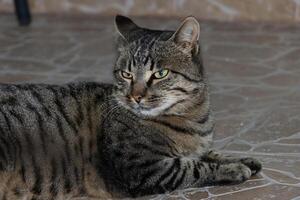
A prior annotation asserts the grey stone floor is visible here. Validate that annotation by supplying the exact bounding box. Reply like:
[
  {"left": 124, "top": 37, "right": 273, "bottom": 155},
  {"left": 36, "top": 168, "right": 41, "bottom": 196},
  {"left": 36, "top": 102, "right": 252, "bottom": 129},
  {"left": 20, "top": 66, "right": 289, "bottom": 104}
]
[{"left": 0, "top": 14, "right": 300, "bottom": 199}]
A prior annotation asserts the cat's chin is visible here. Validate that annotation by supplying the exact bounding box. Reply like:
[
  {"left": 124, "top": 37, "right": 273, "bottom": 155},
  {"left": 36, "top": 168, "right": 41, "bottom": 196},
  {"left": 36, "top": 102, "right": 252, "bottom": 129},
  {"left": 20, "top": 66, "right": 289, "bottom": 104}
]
[
  {"left": 125, "top": 104, "right": 165, "bottom": 118},
  {"left": 117, "top": 96, "right": 179, "bottom": 118},
  {"left": 135, "top": 108, "right": 162, "bottom": 118},
  {"left": 131, "top": 103, "right": 171, "bottom": 118},
  {"left": 135, "top": 98, "right": 180, "bottom": 118}
]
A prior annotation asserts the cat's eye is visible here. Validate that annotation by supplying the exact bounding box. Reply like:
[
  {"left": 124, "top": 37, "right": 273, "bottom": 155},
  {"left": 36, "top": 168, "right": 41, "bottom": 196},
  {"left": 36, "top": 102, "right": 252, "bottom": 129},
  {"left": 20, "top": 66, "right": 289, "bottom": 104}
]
[
  {"left": 153, "top": 69, "right": 169, "bottom": 79},
  {"left": 120, "top": 71, "right": 133, "bottom": 79}
]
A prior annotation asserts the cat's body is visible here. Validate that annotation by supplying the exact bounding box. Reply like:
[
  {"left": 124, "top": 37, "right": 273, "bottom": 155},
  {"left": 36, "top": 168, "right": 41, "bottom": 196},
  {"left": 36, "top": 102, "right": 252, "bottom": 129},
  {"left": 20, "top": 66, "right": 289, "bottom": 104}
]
[
  {"left": 0, "top": 16, "right": 261, "bottom": 199},
  {"left": 0, "top": 82, "right": 114, "bottom": 199}
]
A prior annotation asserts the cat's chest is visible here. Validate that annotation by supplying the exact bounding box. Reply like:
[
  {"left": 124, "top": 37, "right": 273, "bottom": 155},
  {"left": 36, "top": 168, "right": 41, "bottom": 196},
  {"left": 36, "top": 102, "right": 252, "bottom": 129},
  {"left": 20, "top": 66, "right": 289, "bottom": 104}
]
[
  {"left": 145, "top": 120, "right": 213, "bottom": 156},
  {"left": 165, "top": 131, "right": 212, "bottom": 156}
]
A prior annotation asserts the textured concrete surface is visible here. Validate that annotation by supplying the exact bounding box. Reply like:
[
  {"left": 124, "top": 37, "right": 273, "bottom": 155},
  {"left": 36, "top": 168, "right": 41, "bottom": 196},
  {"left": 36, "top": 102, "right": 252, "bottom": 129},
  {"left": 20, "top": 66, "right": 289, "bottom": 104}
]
[
  {"left": 1, "top": 0, "right": 300, "bottom": 23},
  {"left": 0, "top": 14, "right": 300, "bottom": 199}
]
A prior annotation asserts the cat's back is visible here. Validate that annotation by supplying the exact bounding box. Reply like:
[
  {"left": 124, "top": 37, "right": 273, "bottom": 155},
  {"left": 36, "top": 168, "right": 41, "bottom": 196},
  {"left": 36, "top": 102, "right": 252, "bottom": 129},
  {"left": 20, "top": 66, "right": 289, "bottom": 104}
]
[
  {"left": 0, "top": 82, "right": 112, "bottom": 107},
  {"left": 0, "top": 82, "right": 112, "bottom": 135},
  {"left": 0, "top": 82, "right": 114, "bottom": 199}
]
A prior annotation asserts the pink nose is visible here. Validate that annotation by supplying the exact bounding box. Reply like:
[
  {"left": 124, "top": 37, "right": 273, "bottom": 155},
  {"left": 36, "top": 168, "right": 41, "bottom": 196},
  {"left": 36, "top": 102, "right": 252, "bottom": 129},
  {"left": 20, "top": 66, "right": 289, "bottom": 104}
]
[{"left": 132, "top": 95, "right": 142, "bottom": 104}]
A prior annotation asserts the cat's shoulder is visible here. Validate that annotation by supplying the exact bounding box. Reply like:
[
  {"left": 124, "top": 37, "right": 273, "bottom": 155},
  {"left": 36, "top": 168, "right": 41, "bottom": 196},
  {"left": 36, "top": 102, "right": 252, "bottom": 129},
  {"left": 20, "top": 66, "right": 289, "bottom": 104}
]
[{"left": 0, "top": 81, "right": 114, "bottom": 91}]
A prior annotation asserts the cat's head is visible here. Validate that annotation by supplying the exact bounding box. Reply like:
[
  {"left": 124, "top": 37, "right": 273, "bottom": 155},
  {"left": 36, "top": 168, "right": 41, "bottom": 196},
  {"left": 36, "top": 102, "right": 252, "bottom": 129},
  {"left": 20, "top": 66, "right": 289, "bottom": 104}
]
[{"left": 113, "top": 15, "right": 206, "bottom": 118}]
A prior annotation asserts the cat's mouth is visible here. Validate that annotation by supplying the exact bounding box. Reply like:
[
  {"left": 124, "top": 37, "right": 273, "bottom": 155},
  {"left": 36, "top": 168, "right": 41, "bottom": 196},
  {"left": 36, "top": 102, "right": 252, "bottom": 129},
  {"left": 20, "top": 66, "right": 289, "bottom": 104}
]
[
  {"left": 132, "top": 107, "right": 162, "bottom": 117},
  {"left": 115, "top": 95, "right": 182, "bottom": 117},
  {"left": 128, "top": 103, "right": 157, "bottom": 116},
  {"left": 129, "top": 98, "right": 180, "bottom": 117},
  {"left": 132, "top": 103, "right": 152, "bottom": 111}
]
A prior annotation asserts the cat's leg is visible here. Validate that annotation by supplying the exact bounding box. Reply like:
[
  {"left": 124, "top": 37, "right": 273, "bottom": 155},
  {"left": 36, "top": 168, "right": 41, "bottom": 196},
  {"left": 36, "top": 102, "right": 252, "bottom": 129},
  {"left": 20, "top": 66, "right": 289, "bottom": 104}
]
[
  {"left": 107, "top": 154, "right": 252, "bottom": 197},
  {"left": 203, "top": 150, "right": 262, "bottom": 175},
  {"left": 100, "top": 118, "right": 254, "bottom": 197}
]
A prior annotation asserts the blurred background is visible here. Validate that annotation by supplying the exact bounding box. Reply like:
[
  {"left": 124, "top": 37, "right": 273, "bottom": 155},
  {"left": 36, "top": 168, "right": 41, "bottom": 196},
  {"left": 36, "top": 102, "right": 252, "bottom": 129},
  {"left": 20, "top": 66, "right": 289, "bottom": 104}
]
[
  {"left": 0, "top": 1, "right": 300, "bottom": 200},
  {"left": 1, "top": 0, "right": 300, "bottom": 23}
]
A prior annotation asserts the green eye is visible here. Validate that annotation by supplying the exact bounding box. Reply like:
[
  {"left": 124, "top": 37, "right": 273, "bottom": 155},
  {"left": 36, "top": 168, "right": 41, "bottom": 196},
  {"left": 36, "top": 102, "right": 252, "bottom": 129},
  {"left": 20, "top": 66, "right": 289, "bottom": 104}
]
[
  {"left": 153, "top": 69, "right": 169, "bottom": 79},
  {"left": 120, "top": 71, "right": 133, "bottom": 79}
]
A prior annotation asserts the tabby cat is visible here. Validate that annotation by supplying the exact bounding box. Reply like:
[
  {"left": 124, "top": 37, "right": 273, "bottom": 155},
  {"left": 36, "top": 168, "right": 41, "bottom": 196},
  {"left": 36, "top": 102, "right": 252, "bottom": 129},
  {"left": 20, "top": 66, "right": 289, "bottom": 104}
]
[{"left": 0, "top": 15, "right": 261, "bottom": 200}]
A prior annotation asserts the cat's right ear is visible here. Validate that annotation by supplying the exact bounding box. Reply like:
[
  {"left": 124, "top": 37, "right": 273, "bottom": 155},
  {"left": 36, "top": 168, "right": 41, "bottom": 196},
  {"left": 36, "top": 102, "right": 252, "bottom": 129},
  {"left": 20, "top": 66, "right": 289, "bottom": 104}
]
[
  {"left": 115, "top": 15, "right": 139, "bottom": 41},
  {"left": 169, "top": 16, "right": 200, "bottom": 54}
]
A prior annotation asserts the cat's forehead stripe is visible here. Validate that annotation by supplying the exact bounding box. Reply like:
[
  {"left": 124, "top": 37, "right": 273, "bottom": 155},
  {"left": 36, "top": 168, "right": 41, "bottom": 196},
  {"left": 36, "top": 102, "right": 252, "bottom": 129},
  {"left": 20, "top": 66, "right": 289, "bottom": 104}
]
[
  {"left": 143, "top": 56, "right": 149, "bottom": 66},
  {"left": 132, "top": 35, "right": 158, "bottom": 56},
  {"left": 149, "top": 59, "right": 155, "bottom": 71},
  {"left": 128, "top": 34, "right": 162, "bottom": 71},
  {"left": 144, "top": 57, "right": 152, "bottom": 69},
  {"left": 128, "top": 59, "right": 132, "bottom": 72},
  {"left": 134, "top": 46, "right": 142, "bottom": 57}
]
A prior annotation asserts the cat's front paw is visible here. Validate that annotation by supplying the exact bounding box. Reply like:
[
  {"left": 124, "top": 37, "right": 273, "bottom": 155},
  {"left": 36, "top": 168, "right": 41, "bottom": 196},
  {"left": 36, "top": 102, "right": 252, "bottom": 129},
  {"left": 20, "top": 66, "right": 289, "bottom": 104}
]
[
  {"left": 216, "top": 163, "right": 251, "bottom": 183},
  {"left": 240, "top": 157, "right": 262, "bottom": 175}
]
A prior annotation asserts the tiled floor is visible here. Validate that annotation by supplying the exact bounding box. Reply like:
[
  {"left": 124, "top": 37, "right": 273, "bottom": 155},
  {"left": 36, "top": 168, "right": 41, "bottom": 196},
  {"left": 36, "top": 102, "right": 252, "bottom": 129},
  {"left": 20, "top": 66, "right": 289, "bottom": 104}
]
[{"left": 0, "top": 14, "right": 300, "bottom": 200}]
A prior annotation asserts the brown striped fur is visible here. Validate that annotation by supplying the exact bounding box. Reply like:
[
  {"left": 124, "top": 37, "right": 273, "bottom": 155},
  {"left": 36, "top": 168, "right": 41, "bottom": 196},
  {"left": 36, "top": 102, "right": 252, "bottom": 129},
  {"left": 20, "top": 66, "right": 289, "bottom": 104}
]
[{"left": 0, "top": 16, "right": 261, "bottom": 199}]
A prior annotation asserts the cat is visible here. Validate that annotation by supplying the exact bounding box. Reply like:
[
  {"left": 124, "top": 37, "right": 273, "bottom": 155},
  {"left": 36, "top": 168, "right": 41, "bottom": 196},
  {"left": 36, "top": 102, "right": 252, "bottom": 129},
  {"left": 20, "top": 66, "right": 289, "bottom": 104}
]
[{"left": 0, "top": 15, "right": 261, "bottom": 199}]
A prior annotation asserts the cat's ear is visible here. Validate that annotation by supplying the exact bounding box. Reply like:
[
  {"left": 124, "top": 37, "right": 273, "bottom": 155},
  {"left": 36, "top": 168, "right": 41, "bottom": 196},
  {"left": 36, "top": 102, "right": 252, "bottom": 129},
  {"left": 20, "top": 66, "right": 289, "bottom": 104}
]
[
  {"left": 115, "top": 15, "right": 139, "bottom": 41},
  {"left": 170, "top": 16, "right": 200, "bottom": 53}
]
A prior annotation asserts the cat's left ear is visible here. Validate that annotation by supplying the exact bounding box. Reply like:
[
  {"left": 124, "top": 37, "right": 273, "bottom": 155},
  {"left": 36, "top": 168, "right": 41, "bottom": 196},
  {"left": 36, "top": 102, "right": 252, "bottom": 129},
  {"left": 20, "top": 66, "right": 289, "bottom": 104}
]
[
  {"left": 170, "top": 16, "right": 200, "bottom": 54},
  {"left": 115, "top": 15, "right": 140, "bottom": 41}
]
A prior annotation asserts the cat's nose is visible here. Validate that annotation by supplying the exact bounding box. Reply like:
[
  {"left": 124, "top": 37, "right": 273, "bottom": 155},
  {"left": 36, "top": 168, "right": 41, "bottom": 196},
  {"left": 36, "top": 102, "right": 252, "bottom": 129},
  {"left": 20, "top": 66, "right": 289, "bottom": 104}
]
[{"left": 132, "top": 95, "right": 142, "bottom": 104}]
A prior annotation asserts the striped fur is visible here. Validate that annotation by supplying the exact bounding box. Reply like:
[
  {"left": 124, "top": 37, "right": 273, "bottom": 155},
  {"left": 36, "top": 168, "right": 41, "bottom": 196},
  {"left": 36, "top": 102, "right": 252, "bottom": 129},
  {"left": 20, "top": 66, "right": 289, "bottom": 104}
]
[
  {"left": 0, "top": 82, "right": 114, "bottom": 199},
  {"left": 0, "top": 16, "right": 261, "bottom": 199}
]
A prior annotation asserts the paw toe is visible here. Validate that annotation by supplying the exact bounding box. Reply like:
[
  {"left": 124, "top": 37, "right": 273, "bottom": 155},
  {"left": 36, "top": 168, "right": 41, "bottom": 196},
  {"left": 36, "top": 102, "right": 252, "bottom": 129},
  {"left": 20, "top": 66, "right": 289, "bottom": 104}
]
[
  {"left": 240, "top": 157, "right": 262, "bottom": 175},
  {"left": 218, "top": 163, "right": 251, "bottom": 183}
]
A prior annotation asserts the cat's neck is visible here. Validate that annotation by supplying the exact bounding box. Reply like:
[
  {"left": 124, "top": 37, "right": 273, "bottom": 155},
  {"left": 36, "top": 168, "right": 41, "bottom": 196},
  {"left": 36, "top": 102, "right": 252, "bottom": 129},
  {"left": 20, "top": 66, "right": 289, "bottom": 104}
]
[
  {"left": 146, "top": 95, "right": 212, "bottom": 136},
  {"left": 163, "top": 92, "right": 210, "bottom": 121}
]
